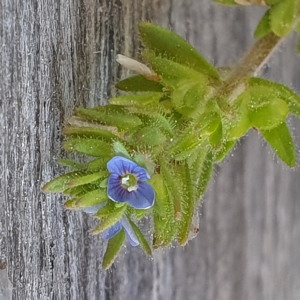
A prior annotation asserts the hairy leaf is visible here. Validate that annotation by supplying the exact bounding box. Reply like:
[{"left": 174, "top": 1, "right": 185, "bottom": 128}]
[
  {"left": 151, "top": 174, "right": 178, "bottom": 248},
  {"left": 96, "top": 202, "right": 128, "bottom": 218},
  {"left": 110, "top": 92, "right": 163, "bottom": 107},
  {"left": 126, "top": 106, "right": 174, "bottom": 136},
  {"left": 270, "top": 0, "right": 298, "bottom": 37},
  {"left": 128, "top": 219, "right": 152, "bottom": 255},
  {"left": 249, "top": 77, "right": 300, "bottom": 117},
  {"left": 67, "top": 171, "right": 108, "bottom": 188},
  {"left": 143, "top": 53, "right": 209, "bottom": 89},
  {"left": 87, "top": 158, "right": 108, "bottom": 172},
  {"left": 131, "top": 126, "right": 167, "bottom": 146},
  {"left": 58, "top": 159, "right": 86, "bottom": 170},
  {"left": 160, "top": 160, "right": 183, "bottom": 220},
  {"left": 113, "top": 141, "right": 131, "bottom": 159},
  {"left": 139, "top": 22, "right": 219, "bottom": 79},
  {"left": 65, "top": 188, "right": 108, "bottom": 209},
  {"left": 64, "top": 139, "right": 113, "bottom": 158},
  {"left": 43, "top": 171, "right": 88, "bottom": 193},
  {"left": 102, "top": 229, "right": 126, "bottom": 269},
  {"left": 248, "top": 98, "right": 289, "bottom": 129},
  {"left": 93, "top": 204, "right": 128, "bottom": 235},
  {"left": 76, "top": 106, "right": 143, "bottom": 131},
  {"left": 261, "top": 122, "right": 297, "bottom": 167},
  {"left": 178, "top": 162, "right": 195, "bottom": 246},
  {"left": 63, "top": 126, "right": 118, "bottom": 141},
  {"left": 116, "top": 75, "right": 164, "bottom": 92},
  {"left": 214, "top": 140, "right": 237, "bottom": 163},
  {"left": 255, "top": 10, "right": 272, "bottom": 39}
]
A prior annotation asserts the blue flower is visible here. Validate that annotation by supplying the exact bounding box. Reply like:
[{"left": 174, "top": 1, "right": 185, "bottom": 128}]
[
  {"left": 102, "top": 216, "right": 139, "bottom": 247},
  {"left": 107, "top": 156, "right": 155, "bottom": 209}
]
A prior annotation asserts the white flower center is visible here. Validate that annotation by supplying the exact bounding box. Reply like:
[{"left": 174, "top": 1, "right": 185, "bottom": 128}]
[{"left": 121, "top": 174, "right": 138, "bottom": 192}]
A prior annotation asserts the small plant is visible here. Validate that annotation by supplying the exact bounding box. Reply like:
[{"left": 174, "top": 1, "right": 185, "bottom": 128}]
[{"left": 43, "top": 0, "right": 300, "bottom": 269}]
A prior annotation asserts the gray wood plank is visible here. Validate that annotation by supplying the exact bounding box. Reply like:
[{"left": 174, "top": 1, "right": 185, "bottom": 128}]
[{"left": 1, "top": 0, "right": 300, "bottom": 299}]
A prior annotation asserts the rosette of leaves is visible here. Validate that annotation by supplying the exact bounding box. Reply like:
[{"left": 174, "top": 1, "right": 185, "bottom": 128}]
[{"left": 43, "top": 22, "right": 300, "bottom": 269}]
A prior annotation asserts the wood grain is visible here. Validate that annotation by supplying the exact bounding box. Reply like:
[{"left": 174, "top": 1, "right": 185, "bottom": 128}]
[{"left": 1, "top": 0, "right": 300, "bottom": 299}]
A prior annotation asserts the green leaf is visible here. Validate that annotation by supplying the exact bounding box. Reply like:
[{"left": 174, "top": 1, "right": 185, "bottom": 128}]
[
  {"left": 169, "top": 129, "right": 203, "bottom": 159},
  {"left": 178, "top": 162, "right": 195, "bottom": 246},
  {"left": 128, "top": 219, "right": 152, "bottom": 255},
  {"left": 189, "top": 151, "right": 214, "bottom": 202},
  {"left": 102, "top": 229, "right": 126, "bottom": 269},
  {"left": 171, "top": 79, "right": 208, "bottom": 117},
  {"left": 96, "top": 202, "right": 127, "bottom": 218},
  {"left": 42, "top": 171, "right": 87, "bottom": 193},
  {"left": 255, "top": 10, "right": 272, "bottom": 39},
  {"left": 76, "top": 106, "right": 143, "bottom": 131},
  {"left": 131, "top": 126, "right": 167, "bottom": 146},
  {"left": 113, "top": 141, "right": 131, "bottom": 159},
  {"left": 58, "top": 159, "right": 86, "bottom": 170},
  {"left": 139, "top": 22, "right": 219, "bottom": 79},
  {"left": 87, "top": 158, "right": 108, "bottom": 172},
  {"left": 143, "top": 53, "right": 209, "bottom": 89},
  {"left": 270, "top": 0, "right": 298, "bottom": 37},
  {"left": 126, "top": 106, "right": 174, "bottom": 136},
  {"left": 197, "top": 111, "right": 222, "bottom": 135},
  {"left": 224, "top": 96, "right": 251, "bottom": 141},
  {"left": 214, "top": 141, "right": 236, "bottom": 163},
  {"left": 150, "top": 174, "right": 178, "bottom": 248},
  {"left": 64, "top": 139, "right": 113, "bottom": 158},
  {"left": 67, "top": 171, "right": 108, "bottom": 188},
  {"left": 261, "top": 122, "right": 297, "bottom": 167},
  {"left": 209, "top": 121, "right": 223, "bottom": 148},
  {"left": 110, "top": 92, "right": 163, "bottom": 107},
  {"left": 65, "top": 189, "right": 108, "bottom": 209},
  {"left": 249, "top": 77, "right": 300, "bottom": 118},
  {"left": 93, "top": 204, "right": 128, "bottom": 235},
  {"left": 248, "top": 98, "right": 289, "bottom": 129},
  {"left": 63, "top": 183, "right": 99, "bottom": 197},
  {"left": 63, "top": 126, "right": 117, "bottom": 141},
  {"left": 116, "top": 75, "right": 164, "bottom": 92},
  {"left": 160, "top": 159, "right": 183, "bottom": 221}
]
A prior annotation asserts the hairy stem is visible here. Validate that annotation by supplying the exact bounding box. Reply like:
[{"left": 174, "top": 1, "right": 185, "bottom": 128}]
[{"left": 218, "top": 32, "right": 283, "bottom": 103}]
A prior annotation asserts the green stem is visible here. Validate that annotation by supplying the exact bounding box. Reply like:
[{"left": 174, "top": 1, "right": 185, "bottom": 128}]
[{"left": 218, "top": 32, "right": 283, "bottom": 103}]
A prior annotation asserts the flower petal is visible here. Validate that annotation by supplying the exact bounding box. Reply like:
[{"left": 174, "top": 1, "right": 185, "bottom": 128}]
[
  {"left": 107, "top": 156, "right": 135, "bottom": 176},
  {"left": 126, "top": 182, "right": 155, "bottom": 209},
  {"left": 120, "top": 217, "right": 139, "bottom": 247},
  {"left": 102, "top": 222, "right": 123, "bottom": 240},
  {"left": 108, "top": 174, "right": 128, "bottom": 204},
  {"left": 107, "top": 156, "right": 150, "bottom": 181},
  {"left": 132, "top": 165, "right": 151, "bottom": 182},
  {"left": 82, "top": 203, "right": 106, "bottom": 214}
]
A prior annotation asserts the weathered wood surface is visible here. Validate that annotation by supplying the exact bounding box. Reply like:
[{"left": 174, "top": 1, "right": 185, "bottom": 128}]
[{"left": 1, "top": 0, "right": 300, "bottom": 299}]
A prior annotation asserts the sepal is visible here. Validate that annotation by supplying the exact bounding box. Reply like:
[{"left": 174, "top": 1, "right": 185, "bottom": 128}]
[
  {"left": 93, "top": 204, "right": 128, "bottom": 235},
  {"left": 102, "top": 229, "right": 126, "bottom": 269},
  {"left": 128, "top": 219, "right": 152, "bottom": 255}
]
